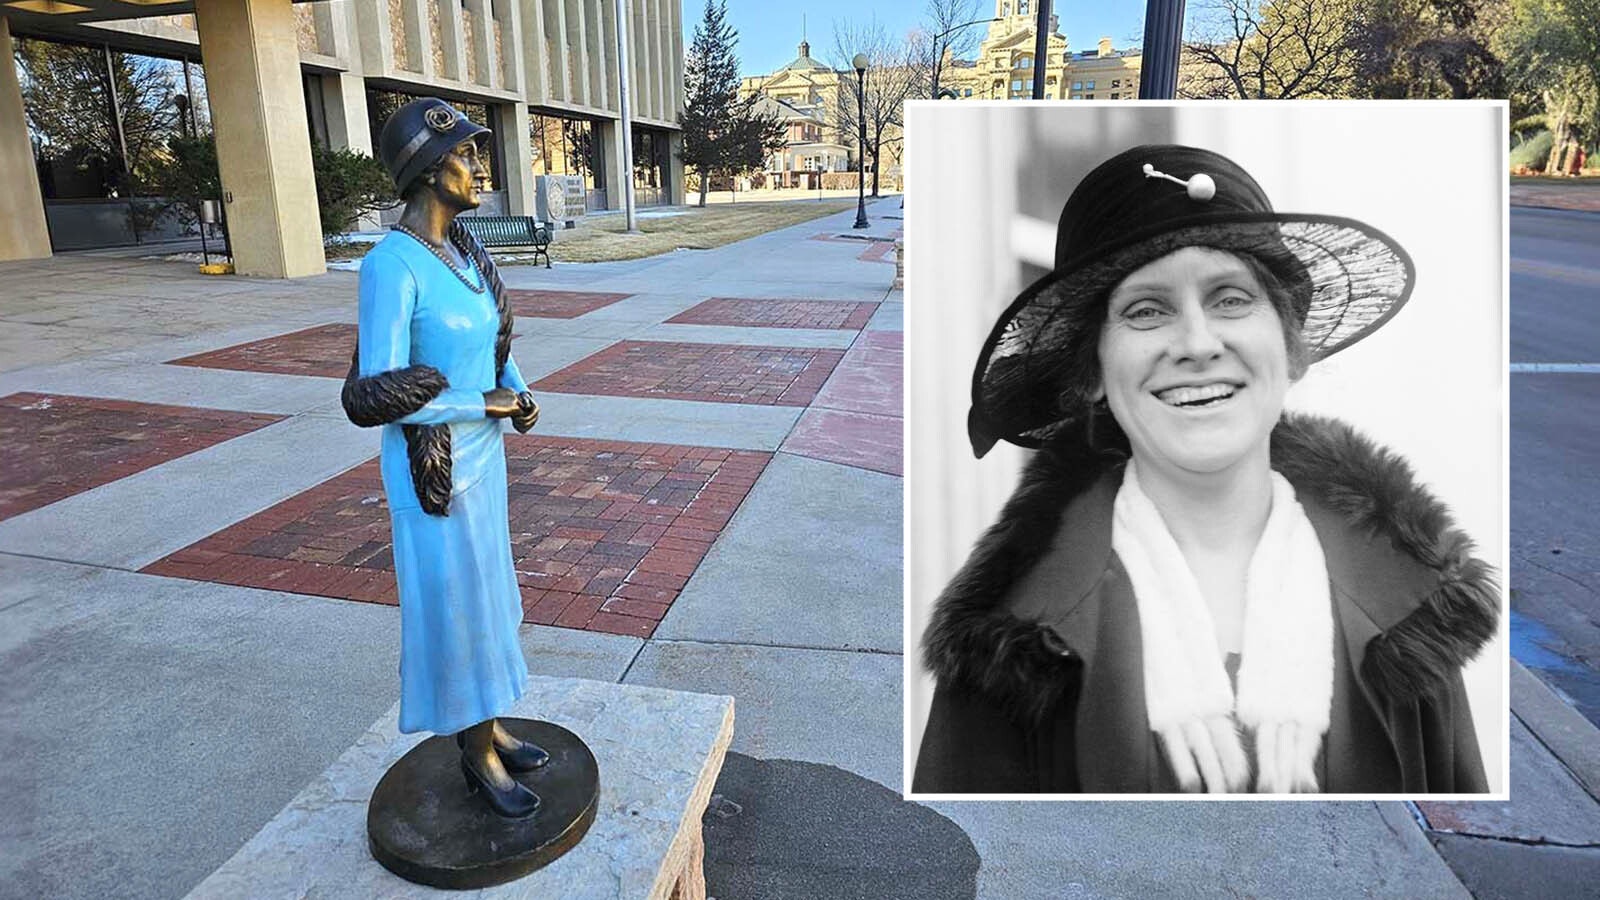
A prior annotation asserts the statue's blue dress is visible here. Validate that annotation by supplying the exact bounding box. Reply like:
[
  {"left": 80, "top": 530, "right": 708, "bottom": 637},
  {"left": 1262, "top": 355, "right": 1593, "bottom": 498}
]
[{"left": 357, "top": 231, "right": 529, "bottom": 735}]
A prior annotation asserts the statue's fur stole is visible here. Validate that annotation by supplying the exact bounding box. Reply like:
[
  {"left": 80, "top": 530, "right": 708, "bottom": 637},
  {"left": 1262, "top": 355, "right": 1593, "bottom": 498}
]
[
  {"left": 340, "top": 223, "right": 514, "bottom": 516},
  {"left": 921, "top": 413, "right": 1500, "bottom": 727}
]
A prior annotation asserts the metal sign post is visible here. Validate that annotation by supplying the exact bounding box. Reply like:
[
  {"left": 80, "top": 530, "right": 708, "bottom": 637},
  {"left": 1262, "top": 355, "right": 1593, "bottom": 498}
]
[{"left": 199, "top": 199, "right": 218, "bottom": 266}]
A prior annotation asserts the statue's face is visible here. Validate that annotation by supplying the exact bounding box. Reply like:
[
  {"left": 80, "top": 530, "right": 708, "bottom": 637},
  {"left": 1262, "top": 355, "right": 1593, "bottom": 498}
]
[{"left": 434, "top": 139, "right": 488, "bottom": 210}]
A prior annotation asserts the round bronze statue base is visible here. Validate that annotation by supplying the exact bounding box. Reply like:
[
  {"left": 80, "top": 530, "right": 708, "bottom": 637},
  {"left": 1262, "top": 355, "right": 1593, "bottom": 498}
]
[{"left": 367, "top": 718, "right": 599, "bottom": 889}]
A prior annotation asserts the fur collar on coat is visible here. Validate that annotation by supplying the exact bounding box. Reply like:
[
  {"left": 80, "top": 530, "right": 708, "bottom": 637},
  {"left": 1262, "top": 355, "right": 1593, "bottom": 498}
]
[{"left": 921, "top": 412, "right": 1500, "bottom": 729}]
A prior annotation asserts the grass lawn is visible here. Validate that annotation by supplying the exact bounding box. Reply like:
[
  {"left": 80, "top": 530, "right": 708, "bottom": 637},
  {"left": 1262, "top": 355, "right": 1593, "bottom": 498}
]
[{"left": 533, "top": 199, "right": 856, "bottom": 264}]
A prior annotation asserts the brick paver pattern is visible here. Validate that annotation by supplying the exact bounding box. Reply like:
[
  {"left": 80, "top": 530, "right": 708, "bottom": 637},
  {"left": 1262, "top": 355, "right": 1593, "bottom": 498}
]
[
  {"left": 0, "top": 392, "right": 284, "bottom": 521},
  {"left": 168, "top": 323, "right": 356, "bottom": 379},
  {"left": 533, "top": 341, "right": 845, "bottom": 406},
  {"left": 506, "top": 289, "right": 633, "bottom": 319},
  {"left": 666, "top": 297, "right": 877, "bottom": 330},
  {"left": 142, "top": 435, "right": 771, "bottom": 638}
]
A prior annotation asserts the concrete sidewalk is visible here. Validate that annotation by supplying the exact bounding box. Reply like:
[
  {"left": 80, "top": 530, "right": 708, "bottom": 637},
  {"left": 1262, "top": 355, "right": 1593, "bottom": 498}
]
[
  {"left": 0, "top": 197, "right": 1592, "bottom": 898},
  {"left": 1511, "top": 177, "right": 1600, "bottom": 214}
]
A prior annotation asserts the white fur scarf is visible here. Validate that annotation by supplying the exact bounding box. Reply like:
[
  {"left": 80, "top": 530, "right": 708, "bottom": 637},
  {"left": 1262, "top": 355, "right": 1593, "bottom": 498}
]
[{"left": 1111, "top": 461, "right": 1334, "bottom": 793}]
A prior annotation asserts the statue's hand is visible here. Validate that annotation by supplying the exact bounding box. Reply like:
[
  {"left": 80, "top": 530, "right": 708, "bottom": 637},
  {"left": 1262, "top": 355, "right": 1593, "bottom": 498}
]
[
  {"left": 483, "top": 387, "right": 521, "bottom": 418},
  {"left": 510, "top": 391, "right": 539, "bottom": 433}
]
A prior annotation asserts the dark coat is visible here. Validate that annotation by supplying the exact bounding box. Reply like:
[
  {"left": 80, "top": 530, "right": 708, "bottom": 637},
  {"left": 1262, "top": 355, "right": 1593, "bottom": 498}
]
[{"left": 914, "top": 414, "right": 1498, "bottom": 794}]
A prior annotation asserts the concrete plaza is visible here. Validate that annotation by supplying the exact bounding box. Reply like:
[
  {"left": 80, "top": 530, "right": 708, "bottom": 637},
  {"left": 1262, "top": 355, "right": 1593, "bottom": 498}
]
[{"left": 2, "top": 199, "right": 1596, "bottom": 898}]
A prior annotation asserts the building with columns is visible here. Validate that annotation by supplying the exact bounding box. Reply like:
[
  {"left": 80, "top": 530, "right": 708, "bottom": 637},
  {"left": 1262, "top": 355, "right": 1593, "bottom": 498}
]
[
  {"left": 1, "top": 0, "right": 684, "bottom": 277},
  {"left": 739, "top": 41, "right": 853, "bottom": 190},
  {"left": 937, "top": 0, "right": 1142, "bottom": 101}
]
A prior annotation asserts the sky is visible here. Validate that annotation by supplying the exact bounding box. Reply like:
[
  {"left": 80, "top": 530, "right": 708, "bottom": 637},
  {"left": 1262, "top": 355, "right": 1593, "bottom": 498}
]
[{"left": 683, "top": 0, "right": 1152, "bottom": 78}]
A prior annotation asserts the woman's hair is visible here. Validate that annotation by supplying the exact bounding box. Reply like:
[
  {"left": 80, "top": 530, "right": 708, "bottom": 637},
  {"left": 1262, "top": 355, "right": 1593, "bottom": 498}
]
[
  {"left": 1062, "top": 245, "right": 1312, "bottom": 451},
  {"left": 401, "top": 159, "right": 446, "bottom": 203}
]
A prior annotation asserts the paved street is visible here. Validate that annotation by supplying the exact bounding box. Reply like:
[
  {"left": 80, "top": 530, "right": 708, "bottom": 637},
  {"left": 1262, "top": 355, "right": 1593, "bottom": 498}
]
[
  {"left": 1, "top": 197, "right": 1597, "bottom": 898},
  {"left": 1510, "top": 207, "right": 1600, "bottom": 728}
]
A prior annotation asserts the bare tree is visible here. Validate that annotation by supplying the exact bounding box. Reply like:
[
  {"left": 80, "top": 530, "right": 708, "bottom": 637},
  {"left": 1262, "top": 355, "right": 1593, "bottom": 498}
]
[
  {"left": 832, "top": 17, "right": 927, "bottom": 196},
  {"left": 1180, "top": 0, "right": 1359, "bottom": 99},
  {"left": 924, "top": 0, "right": 984, "bottom": 99},
  {"left": 1348, "top": 0, "right": 1504, "bottom": 99}
]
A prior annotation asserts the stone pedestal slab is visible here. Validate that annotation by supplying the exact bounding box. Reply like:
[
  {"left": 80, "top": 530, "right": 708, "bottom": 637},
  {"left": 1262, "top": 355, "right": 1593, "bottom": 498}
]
[{"left": 186, "top": 675, "right": 734, "bottom": 898}]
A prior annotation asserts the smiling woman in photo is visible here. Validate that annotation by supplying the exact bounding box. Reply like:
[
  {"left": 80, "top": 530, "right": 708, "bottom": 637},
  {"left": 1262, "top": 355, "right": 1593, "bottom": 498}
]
[{"left": 913, "top": 144, "right": 1498, "bottom": 794}]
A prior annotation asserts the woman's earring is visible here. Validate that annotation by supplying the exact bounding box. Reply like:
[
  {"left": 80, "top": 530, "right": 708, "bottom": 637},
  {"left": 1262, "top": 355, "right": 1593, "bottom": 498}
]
[{"left": 426, "top": 175, "right": 437, "bottom": 185}]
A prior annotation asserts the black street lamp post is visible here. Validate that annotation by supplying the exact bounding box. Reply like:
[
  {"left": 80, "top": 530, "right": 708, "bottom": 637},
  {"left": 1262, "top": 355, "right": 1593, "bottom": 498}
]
[
  {"left": 852, "top": 52, "right": 869, "bottom": 230},
  {"left": 1139, "top": 0, "right": 1186, "bottom": 99}
]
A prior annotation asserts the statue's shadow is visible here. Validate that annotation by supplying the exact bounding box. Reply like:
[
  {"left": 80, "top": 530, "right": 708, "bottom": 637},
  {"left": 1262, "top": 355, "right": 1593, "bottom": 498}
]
[{"left": 703, "top": 753, "right": 979, "bottom": 900}]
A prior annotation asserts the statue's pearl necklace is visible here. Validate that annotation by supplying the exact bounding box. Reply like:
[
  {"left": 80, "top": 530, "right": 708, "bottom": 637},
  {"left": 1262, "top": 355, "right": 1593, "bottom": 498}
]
[{"left": 391, "top": 223, "right": 484, "bottom": 293}]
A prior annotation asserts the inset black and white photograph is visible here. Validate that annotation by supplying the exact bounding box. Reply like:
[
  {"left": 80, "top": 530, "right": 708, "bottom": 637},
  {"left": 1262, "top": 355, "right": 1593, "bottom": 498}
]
[{"left": 903, "top": 102, "right": 1508, "bottom": 797}]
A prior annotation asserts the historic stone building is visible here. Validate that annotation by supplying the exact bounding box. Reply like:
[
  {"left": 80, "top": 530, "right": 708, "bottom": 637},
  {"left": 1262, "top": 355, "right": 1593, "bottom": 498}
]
[
  {"left": 738, "top": 40, "right": 856, "bottom": 188},
  {"left": 938, "top": 1, "right": 1142, "bottom": 101},
  {"left": 2, "top": 0, "right": 685, "bottom": 276}
]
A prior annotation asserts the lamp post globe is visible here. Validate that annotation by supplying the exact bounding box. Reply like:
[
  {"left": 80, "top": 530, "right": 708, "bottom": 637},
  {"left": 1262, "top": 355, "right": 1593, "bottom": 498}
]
[{"left": 852, "top": 53, "right": 870, "bottom": 230}]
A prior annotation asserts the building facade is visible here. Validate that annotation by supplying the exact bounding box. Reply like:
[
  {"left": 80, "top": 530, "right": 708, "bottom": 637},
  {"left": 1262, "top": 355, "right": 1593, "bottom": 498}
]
[
  {"left": 738, "top": 41, "right": 855, "bottom": 190},
  {"left": 1, "top": 0, "right": 684, "bottom": 276},
  {"left": 750, "top": 92, "right": 850, "bottom": 189},
  {"left": 939, "top": 1, "right": 1142, "bottom": 101}
]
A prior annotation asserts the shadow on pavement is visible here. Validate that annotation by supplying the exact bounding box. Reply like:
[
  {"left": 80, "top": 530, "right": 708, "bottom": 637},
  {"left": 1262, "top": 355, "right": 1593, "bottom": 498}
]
[{"left": 704, "top": 753, "right": 978, "bottom": 900}]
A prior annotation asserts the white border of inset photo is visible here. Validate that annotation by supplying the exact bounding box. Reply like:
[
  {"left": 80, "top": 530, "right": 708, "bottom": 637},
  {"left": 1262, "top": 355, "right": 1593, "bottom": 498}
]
[{"left": 902, "top": 100, "right": 1509, "bottom": 800}]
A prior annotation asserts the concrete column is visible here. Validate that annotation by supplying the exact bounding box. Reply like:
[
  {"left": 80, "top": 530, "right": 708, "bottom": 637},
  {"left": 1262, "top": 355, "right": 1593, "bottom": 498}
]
[
  {"left": 322, "top": 72, "right": 381, "bottom": 230},
  {"left": 566, "top": 0, "right": 589, "bottom": 105},
  {"left": 665, "top": 129, "right": 683, "bottom": 206},
  {"left": 521, "top": 0, "right": 548, "bottom": 100},
  {"left": 552, "top": 0, "right": 571, "bottom": 101},
  {"left": 438, "top": 0, "right": 466, "bottom": 81},
  {"left": 468, "top": 0, "right": 496, "bottom": 89},
  {"left": 320, "top": 72, "right": 373, "bottom": 155},
  {"left": 633, "top": 0, "right": 651, "bottom": 119},
  {"left": 0, "top": 18, "right": 51, "bottom": 261},
  {"left": 352, "top": 0, "right": 396, "bottom": 74},
  {"left": 311, "top": 1, "right": 340, "bottom": 56},
  {"left": 402, "top": 0, "right": 432, "bottom": 77},
  {"left": 598, "top": 117, "right": 624, "bottom": 210},
  {"left": 668, "top": 0, "right": 682, "bottom": 114},
  {"left": 491, "top": 0, "right": 519, "bottom": 92},
  {"left": 497, "top": 103, "right": 535, "bottom": 215},
  {"left": 195, "top": 0, "right": 325, "bottom": 277},
  {"left": 589, "top": 0, "right": 608, "bottom": 109},
  {"left": 649, "top": 0, "right": 666, "bottom": 120}
]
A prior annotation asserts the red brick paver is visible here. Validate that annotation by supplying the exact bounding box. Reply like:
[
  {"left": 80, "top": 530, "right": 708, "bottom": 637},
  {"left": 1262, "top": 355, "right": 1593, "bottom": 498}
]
[
  {"left": 666, "top": 298, "right": 877, "bottom": 330},
  {"left": 0, "top": 392, "right": 284, "bottom": 521},
  {"left": 506, "top": 289, "right": 632, "bottom": 319},
  {"left": 142, "top": 436, "right": 772, "bottom": 638},
  {"left": 781, "top": 331, "right": 904, "bottom": 475},
  {"left": 168, "top": 323, "right": 356, "bottom": 379},
  {"left": 781, "top": 408, "right": 902, "bottom": 476},
  {"left": 534, "top": 341, "right": 844, "bottom": 406}
]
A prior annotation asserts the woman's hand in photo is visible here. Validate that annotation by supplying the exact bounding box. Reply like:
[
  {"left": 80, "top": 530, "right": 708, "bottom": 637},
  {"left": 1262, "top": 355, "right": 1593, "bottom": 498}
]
[
  {"left": 483, "top": 387, "right": 522, "bottom": 419},
  {"left": 510, "top": 392, "right": 539, "bottom": 433}
]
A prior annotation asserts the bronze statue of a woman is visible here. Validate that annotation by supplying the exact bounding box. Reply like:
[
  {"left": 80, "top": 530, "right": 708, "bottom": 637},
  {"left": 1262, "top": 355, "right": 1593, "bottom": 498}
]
[{"left": 343, "top": 97, "right": 545, "bottom": 818}]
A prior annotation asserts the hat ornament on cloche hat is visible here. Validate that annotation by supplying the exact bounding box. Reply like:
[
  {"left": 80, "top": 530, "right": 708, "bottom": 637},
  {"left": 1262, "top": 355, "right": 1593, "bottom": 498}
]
[
  {"left": 966, "top": 144, "right": 1415, "bottom": 458},
  {"left": 377, "top": 97, "right": 491, "bottom": 195}
]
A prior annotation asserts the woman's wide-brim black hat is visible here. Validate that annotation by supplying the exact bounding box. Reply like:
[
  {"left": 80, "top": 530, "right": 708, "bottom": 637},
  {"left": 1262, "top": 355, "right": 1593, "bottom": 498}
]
[
  {"left": 968, "top": 144, "right": 1415, "bottom": 458},
  {"left": 377, "top": 97, "right": 490, "bottom": 195}
]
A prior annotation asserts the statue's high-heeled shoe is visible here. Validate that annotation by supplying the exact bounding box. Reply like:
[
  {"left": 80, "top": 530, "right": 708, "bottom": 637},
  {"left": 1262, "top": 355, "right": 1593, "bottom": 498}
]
[
  {"left": 459, "top": 753, "right": 540, "bottom": 819},
  {"left": 457, "top": 731, "right": 551, "bottom": 773}
]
